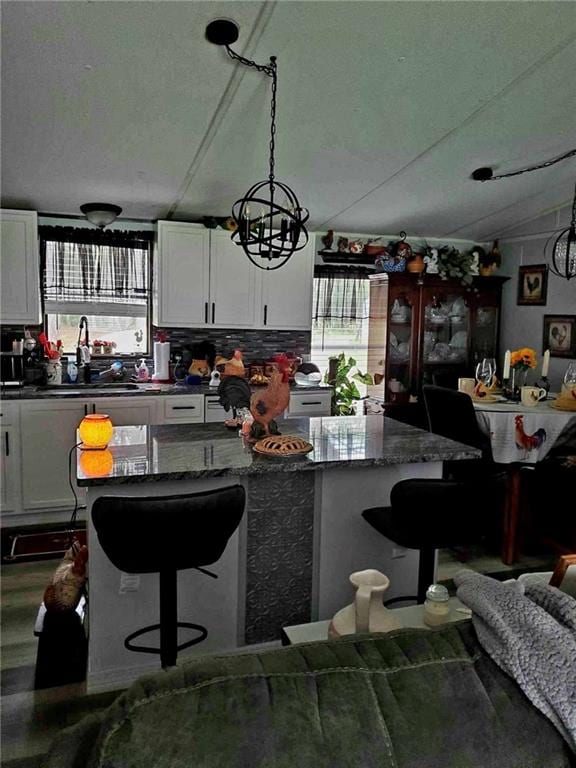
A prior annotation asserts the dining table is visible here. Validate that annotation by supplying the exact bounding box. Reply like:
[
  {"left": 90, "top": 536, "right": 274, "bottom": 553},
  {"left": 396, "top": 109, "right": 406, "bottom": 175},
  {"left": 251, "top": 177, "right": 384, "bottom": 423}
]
[{"left": 473, "top": 396, "right": 575, "bottom": 564}]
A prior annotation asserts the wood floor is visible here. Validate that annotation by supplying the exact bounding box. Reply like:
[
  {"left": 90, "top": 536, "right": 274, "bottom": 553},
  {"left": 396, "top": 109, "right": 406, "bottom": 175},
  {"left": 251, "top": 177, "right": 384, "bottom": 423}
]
[{"left": 1, "top": 559, "right": 122, "bottom": 767}]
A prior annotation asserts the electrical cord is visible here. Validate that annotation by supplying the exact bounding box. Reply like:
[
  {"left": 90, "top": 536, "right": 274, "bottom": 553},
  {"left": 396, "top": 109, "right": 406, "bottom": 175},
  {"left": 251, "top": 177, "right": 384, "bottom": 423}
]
[{"left": 67, "top": 442, "right": 83, "bottom": 547}]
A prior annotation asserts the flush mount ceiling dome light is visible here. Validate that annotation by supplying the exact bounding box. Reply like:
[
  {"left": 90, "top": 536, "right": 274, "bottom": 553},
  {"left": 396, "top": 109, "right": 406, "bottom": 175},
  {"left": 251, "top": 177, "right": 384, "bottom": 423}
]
[
  {"left": 80, "top": 203, "right": 122, "bottom": 229},
  {"left": 205, "top": 18, "right": 309, "bottom": 271}
]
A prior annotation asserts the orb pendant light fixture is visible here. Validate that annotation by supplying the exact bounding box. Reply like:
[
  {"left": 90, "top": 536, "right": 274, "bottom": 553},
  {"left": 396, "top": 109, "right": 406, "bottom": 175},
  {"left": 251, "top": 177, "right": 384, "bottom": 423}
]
[
  {"left": 547, "top": 181, "right": 576, "bottom": 281},
  {"left": 206, "top": 19, "right": 309, "bottom": 271}
]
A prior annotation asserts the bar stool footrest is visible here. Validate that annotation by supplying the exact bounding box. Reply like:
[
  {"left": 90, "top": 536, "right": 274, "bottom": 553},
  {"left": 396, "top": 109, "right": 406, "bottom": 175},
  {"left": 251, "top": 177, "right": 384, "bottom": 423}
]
[{"left": 125, "top": 622, "right": 208, "bottom": 656}]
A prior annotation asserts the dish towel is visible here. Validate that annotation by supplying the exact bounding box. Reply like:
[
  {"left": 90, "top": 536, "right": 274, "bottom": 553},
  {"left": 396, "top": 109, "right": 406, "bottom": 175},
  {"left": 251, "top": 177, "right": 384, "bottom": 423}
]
[{"left": 455, "top": 570, "right": 576, "bottom": 753}]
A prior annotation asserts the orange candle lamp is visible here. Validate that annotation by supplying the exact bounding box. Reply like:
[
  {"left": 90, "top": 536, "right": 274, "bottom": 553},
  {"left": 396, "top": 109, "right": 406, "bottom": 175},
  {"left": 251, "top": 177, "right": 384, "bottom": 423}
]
[
  {"left": 79, "top": 448, "right": 114, "bottom": 477},
  {"left": 79, "top": 413, "right": 114, "bottom": 450}
]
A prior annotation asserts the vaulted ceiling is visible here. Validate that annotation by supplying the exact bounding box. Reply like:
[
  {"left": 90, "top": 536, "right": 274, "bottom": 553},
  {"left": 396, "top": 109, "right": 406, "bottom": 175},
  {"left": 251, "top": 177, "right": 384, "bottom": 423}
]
[{"left": 2, "top": 1, "right": 576, "bottom": 240}]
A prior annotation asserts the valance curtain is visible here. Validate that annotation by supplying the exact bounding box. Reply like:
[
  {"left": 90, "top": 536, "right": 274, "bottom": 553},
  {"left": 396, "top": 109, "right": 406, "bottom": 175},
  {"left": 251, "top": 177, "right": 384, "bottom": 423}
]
[
  {"left": 313, "top": 267, "right": 370, "bottom": 326},
  {"left": 40, "top": 227, "right": 152, "bottom": 314}
]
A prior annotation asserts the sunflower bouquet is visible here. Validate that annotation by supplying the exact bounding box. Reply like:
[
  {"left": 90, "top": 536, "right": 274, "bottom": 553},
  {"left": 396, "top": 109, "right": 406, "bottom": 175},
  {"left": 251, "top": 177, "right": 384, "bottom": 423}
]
[{"left": 510, "top": 347, "right": 537, "bottom": 371}]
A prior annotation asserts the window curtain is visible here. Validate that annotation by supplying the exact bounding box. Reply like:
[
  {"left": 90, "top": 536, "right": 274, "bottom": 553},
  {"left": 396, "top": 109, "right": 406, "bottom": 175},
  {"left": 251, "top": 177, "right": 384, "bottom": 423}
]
[
  {"left": 313, "top": 267, "right": 370, "bottom": 326},
  {"left": 40, "top": 227, "right": 152, "bottom": 312}
]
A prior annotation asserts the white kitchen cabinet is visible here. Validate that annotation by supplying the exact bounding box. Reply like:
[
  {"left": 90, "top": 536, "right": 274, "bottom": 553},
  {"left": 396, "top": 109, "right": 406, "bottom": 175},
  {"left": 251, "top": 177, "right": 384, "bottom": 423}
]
[
  {"left": 261, "top": 239, "right": 315, "bottom": 330},
  {"left": 20, "top": 400, "right": 88, "bottom": 511},
  {"left": 92, "top": 397, "right": 158, "bottom": 426},
  {"left": 287, "top": 390, "right": 333, "bottom": 418},
  {"left": 160, "top": 395, "right": 204, "bottom": 424},
  {"left": 155, "top": 222, "right": 210, "bottom": 327},
  {"left": 0, "top": 403, "right": 21, "bottom": 515},
  {"left": 20, "top": 397, "right": 156, "bottom": 512},
  {"left": 0, "top": 209, "right": 41, "bottom": 325},
  {"left": 208, "top": 231, "right": 260, "bottom": 328},
  {"left": 155, "top": 221, "right": 315, "bottom": 331}
]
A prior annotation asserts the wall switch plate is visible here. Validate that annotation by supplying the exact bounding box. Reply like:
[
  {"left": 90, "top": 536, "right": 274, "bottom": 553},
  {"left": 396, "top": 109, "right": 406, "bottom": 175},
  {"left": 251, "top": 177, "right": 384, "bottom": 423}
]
[
  {"left": 392, "top": 546, "right": 407, "bottom": 559},
  {"left": 119, "top": 573, "right": 140, "bottom": 594}
]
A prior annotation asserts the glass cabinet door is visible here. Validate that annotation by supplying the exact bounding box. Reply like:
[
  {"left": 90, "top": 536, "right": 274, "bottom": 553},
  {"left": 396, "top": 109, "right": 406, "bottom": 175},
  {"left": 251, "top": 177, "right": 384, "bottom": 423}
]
[
  {"left": 386, "top": 291, "right": 416, "bottom": 401},
  {"left": 470, "top": 303, "right": 499, "bottom": 369},
  {"left": 421, "top": 291, "right": 470, "bottom": 387}
]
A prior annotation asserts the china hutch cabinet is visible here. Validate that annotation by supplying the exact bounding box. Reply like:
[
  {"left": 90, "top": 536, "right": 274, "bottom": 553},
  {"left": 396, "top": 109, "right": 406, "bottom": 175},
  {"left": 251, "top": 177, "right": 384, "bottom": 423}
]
[{"left": 367, "top": 273, "right": 509, "bottom": 407}]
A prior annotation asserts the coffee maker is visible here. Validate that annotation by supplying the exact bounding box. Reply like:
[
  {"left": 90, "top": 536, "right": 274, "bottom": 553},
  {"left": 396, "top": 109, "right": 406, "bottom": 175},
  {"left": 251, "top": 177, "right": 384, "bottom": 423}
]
[{"left": 0, "top": 351, "right": 24, "bottom": 387}]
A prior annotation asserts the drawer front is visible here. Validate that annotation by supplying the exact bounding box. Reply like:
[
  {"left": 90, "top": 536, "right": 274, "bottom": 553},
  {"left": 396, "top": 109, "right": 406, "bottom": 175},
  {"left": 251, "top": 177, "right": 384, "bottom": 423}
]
[
  {"left": 162, "top": 395, "right": 205, "bottom": 423},
  {"left": 0, "top": 402, "right": 19, "bottom": 425},
  {"left": 205, "top": 396, "right": 229, "bottom": 423},
  {"left": 287, "top": 391, "right": 332, "bottom": 417}
]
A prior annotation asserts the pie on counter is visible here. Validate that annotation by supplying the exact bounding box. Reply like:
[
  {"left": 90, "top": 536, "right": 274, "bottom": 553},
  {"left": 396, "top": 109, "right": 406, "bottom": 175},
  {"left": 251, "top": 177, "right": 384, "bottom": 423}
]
[{"left": 253, "top": 435, "right": 314, "bottom": 456}]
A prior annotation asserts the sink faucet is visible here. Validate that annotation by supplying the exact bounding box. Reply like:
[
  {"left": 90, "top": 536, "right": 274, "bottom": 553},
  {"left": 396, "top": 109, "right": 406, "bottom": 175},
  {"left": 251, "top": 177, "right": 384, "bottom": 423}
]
[{"left": 76, "top": 316, "right": 91, "bottom": 384}]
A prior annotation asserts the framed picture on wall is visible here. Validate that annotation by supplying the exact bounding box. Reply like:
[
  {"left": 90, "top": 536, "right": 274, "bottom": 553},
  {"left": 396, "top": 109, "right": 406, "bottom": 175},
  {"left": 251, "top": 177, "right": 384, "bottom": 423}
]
[
  {"left": 543, "top": 315, "right": 576, "bottom": 358},
  {"left": 517, "top": 264, "right": 548, "bottom": 305}
]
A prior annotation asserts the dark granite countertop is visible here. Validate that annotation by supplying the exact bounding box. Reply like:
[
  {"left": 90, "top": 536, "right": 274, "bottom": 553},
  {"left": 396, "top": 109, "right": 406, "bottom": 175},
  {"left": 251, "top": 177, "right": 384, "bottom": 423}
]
[
  {"left": 77, "top": 415, "right": 480, "bottom": 486},
  {"left": 1, "top": 382, "right": 332, "bottom": 401}
]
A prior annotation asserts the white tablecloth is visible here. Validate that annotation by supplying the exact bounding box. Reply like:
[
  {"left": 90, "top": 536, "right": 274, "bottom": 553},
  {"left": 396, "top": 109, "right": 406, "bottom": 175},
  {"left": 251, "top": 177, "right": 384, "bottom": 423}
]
[{"left": 474, "top": 399, "right": 575, "bottom": 464}]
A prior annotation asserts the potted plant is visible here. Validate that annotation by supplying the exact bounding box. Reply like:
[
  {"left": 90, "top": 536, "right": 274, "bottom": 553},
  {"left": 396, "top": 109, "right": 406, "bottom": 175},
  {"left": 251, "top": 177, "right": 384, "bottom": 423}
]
[{"left": 325, "top": 353, "right": 373, "bottom": 415}]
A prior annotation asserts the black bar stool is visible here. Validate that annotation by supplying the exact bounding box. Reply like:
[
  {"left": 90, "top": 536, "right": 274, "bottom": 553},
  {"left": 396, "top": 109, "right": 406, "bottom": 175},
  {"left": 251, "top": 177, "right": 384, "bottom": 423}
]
[
  {"left": 362, "top": 474, "right": 507, "bottom": 603},
  {"left": 92, "top": 485, "right": 245, "bottom": 669}
]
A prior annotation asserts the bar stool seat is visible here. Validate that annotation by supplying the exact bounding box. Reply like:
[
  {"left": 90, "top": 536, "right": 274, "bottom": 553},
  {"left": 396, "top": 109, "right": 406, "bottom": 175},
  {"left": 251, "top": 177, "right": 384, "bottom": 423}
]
[
  {"left": 362, "top": 474, "right": 506, "bottom": 604},
  {"left": 92, "top": 485, "right": 245, "bottom": 669}
]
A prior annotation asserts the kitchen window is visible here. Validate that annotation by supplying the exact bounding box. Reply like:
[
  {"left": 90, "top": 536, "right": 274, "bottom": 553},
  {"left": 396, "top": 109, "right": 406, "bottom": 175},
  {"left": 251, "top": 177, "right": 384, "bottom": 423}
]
[
  {"left": 311, "top": 269, "right": 370, "bottom": 389},
  {"left": 40, "top": 226, "right": 153, "bottom": 355}
]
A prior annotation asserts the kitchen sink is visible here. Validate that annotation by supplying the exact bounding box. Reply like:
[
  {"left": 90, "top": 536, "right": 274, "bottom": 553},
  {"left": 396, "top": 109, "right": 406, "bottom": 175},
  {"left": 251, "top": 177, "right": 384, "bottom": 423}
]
[{"left": 37, "top": 383, "right": 141, "bottom": 394}]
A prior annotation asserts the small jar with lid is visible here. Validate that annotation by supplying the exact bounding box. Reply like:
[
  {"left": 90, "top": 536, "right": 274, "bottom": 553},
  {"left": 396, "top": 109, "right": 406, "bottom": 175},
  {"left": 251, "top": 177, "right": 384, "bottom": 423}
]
[{"left": 423, "top": 584, "right": 450, "bottom": 627}]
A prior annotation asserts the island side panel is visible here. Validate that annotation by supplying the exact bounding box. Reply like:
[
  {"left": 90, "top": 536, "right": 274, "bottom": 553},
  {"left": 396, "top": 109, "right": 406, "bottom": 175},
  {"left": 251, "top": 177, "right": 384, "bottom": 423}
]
[
  {"left": 317, "top": 462, "right": 443, "bottom": 620},
  {"left": 244, "top": 472, "right": 315, "bottom": 644},
  {"left": 86, "top": 478, "right": 244, "bottom": 691}
]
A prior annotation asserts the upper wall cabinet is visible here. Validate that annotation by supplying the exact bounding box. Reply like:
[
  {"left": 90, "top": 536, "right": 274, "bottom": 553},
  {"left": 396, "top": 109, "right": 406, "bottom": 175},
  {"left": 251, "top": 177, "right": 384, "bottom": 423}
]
[
  {"left": 261, "top": 239, "right": 315, "bottom": 330},
  {"left": 0, "top": 209, "right": 41, "bottom": 325},
  {"left": 154, "top": 221, "right": 315, "bottom": 331},
  {"left": 154, "top": 222, "right": 210, "bottom": 327}
]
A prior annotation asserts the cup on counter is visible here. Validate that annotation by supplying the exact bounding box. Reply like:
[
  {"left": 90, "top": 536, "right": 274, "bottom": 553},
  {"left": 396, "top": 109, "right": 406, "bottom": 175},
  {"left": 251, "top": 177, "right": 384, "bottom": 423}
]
[
  {"left": 12, "top": 340, "right": 24, "bottom": 355},
  {"left": 520, "top": 386, "right": 547, "bottom": 406},
  {"left": 458, "top": 378, "right": 476, "bottom": 396}
]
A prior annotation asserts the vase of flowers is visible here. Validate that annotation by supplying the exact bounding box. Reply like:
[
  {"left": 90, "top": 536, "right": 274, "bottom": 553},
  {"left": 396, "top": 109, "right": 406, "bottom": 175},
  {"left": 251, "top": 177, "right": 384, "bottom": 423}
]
[
  {"left": 435, "top": 246, "right": 474, "bottom": 286},
  {"left": 508, "top": 347, "right": 537, "bottom": 400}
]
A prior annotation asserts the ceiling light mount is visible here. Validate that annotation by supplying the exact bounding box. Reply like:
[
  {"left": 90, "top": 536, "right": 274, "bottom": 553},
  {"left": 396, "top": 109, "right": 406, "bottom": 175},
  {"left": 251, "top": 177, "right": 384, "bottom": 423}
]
[
  {"left": 80, "top": 203, "right": 122, "bottom": 229},
  {"left": 206, "top": 19, "right": 309, "bottom": 270},
  {"left": 471, "top": 148, "right": 576, "bottom": 182}
]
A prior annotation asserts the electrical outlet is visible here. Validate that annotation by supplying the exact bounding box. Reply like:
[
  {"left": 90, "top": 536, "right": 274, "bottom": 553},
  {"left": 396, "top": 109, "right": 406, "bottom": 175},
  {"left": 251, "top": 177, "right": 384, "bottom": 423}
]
[
  {"left": 392, "top": 547, "right": 407, "bottom": 559},
  {"left": 119, "top": 573, "right": 140, "bottom": 594}
]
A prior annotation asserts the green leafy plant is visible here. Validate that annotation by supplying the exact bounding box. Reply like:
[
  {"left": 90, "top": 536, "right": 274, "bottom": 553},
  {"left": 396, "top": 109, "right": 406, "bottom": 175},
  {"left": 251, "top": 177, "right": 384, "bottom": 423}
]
[
  {"left": 325, "top": 353, "right": 373, "bottom": 416},
  {"left": 436, "top": 245, "right": 474, "bottom": 286}
]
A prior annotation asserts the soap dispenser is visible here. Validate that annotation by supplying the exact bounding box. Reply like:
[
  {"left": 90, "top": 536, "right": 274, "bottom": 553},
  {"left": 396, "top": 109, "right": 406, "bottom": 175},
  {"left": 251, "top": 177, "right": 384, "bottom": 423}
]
[{"left": 135, "top": 358, "right": 150, "bottom": 382}]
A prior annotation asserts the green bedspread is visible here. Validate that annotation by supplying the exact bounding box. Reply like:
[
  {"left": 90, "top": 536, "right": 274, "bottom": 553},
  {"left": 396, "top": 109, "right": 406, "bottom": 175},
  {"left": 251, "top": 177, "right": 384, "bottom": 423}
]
[{"left": 46, "top": 621, "right": 575, "bottom": 768}]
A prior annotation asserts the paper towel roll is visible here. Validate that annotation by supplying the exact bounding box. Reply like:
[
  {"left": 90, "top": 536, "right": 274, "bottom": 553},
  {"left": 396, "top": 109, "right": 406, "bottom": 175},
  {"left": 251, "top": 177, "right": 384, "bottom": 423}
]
[{"left": 152, "top": 341, "right": 170, "bottom": 381}]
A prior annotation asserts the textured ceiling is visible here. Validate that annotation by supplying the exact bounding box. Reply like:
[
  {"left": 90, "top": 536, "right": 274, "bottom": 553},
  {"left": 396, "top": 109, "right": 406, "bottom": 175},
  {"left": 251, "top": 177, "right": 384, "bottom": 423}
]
[{"left": 2, "top": 1, "right": 576, "bottom": 239}]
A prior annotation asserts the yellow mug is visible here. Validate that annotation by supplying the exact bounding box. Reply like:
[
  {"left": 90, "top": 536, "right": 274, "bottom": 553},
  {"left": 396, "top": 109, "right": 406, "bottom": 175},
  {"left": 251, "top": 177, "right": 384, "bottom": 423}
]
[{"left": 520, "top": 386, "right": 546, "bottom": 406}]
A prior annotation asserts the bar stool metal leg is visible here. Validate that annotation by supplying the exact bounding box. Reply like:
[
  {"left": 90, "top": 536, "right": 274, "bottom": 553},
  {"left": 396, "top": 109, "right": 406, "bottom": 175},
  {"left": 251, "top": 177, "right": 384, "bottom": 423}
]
[{"left": 160, "top": 569, "right": 178, "bottom": 668}]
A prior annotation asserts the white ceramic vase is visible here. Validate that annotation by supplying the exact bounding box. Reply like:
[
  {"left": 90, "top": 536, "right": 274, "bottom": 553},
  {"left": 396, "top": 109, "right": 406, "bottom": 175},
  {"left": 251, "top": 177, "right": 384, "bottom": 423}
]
[{"left": 328, "top": 569, "right": 403, "bottom": 638}]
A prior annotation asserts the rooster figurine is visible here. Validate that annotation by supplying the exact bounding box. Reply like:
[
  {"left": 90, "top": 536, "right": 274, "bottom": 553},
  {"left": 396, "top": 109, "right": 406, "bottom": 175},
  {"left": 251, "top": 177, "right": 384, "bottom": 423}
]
[
  {"left": 249, "top": 355, "right": 292, "bottom": 438},
  {"left": 215, "top": 349, "right": 246, "bottom": 378},
  {"left": 514, "top": 415, "right": 547, "bottom": 451}
]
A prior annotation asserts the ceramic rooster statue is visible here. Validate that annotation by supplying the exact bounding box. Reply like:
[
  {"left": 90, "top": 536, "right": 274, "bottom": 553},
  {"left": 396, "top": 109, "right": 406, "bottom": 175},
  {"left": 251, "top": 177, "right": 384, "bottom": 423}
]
[
  {"left": 249, "top": 355, "right": 292, "bottom": 438},
  {"left": 514, "top": 415, "right": 547, "bottom": 451}
]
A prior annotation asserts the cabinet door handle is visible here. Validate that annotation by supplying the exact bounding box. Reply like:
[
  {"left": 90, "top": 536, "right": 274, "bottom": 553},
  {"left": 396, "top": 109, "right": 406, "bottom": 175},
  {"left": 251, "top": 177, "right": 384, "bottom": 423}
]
[
  {"left": 92, "top": 404, "right": 96, "bottom": 414},
  {"left": 300, "top": 401, "right": 322, "bottom": 406},
  {"left": 84, "top": 404, "right": 88, "bottom": 416},
  {"left": 5, "top": 432, "right": 9, "bottom": 456},
  {"left": 204, "top": 302, "right": 208, "bottom": 324},
  {"left": 172, "top": 406, "right": 196, "bottom": 410},
  {"left": 264, "top": 304, "right": 268, "bottom": 325},
  {"left": 212, "top": 303, "right": 215, "bottom": 324}
]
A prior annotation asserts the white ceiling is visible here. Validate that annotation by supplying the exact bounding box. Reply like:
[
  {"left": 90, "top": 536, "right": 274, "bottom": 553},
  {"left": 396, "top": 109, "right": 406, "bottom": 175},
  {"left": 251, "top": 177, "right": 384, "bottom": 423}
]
[{"left": 2, "top": 0, "right": 576, "bottom": 240}]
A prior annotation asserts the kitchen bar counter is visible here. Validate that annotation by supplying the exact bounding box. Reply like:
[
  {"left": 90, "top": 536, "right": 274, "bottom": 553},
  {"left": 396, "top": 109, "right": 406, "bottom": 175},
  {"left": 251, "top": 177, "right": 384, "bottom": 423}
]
[
  {"left": 83, "top": 416, "right": 480, "bottom": 690},
  {"left": 77, "top": 415, "right": 480, "bottom": 486},
  {"left": 1, "top": 382, "right": 332, "bottom": 400}
]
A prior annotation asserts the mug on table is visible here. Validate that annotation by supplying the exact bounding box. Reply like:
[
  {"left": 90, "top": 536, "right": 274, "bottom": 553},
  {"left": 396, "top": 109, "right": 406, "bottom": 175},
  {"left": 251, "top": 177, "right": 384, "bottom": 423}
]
[
  {"left": 520, "top": 386, "right": 546, "bottom": 406},
  {"left": 458, "top": 378, "right": 476, "bottom": 396}
]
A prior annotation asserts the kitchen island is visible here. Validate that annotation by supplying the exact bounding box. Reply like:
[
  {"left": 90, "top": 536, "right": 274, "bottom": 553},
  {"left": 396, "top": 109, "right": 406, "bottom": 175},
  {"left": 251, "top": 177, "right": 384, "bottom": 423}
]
[{"left": 79, "top": 415, "right": 480, "bottom": 689}]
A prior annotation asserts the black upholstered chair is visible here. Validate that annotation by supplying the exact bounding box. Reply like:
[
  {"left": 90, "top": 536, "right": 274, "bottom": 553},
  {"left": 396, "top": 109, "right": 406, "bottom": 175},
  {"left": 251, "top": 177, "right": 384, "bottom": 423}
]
[
  {"left": 92, "top": 485, "right": 246, "bottom": 668},
  {"left": 422, "top": 385, "right": 495, "bottom": 480},
  {"left": 362, "top": 474, "right": 507, "bottom": 603}
]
